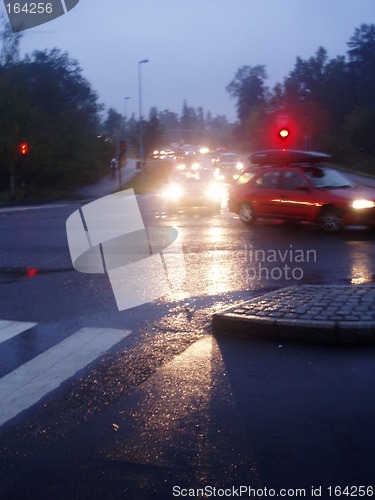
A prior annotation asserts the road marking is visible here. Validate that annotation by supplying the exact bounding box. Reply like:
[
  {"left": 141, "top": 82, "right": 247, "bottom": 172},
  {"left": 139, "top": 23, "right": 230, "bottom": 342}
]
[
  {"left": 0, "top": 327, "right": 131, "bottom": 427},
  {"left": 0, "top": 320, "right": 37, "bottom": 344}
]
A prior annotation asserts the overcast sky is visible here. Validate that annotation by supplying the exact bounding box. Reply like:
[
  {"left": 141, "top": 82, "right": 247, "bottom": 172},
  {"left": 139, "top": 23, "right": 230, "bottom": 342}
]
[{"left": 2, "top": 0, "right": 375, "bottom": 122}]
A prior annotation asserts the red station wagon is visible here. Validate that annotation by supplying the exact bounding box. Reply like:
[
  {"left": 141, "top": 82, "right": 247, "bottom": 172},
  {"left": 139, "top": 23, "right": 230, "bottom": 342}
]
[{"left": 228, "top": 150, "right": 375, "bottom": 231}]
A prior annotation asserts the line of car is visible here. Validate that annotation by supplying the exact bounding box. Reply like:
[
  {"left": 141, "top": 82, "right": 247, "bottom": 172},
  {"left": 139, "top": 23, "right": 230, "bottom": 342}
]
[
  {"left": 161, "top": 148, "right": 375, "bottom": 232},
  {"left": 161, "top": 148, "right": 235, "bottom": 214}
]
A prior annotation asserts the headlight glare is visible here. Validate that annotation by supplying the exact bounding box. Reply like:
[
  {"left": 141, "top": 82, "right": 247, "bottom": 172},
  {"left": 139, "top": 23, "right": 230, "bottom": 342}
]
[
  {"left": 207, "top": 183, "right": 222, "bottom": 199},
  {"left": 352, "top": 199, "right": 375, "bottom": 209},
  {"left": 164, "top": 184, "right": 183, "bottom": 199}
]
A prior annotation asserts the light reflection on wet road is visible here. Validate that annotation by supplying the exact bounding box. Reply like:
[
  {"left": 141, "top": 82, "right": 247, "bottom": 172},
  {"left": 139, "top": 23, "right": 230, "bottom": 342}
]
[
  {"left": 1, "top": 192, "right": 375, "bottom": 497},
  {"left": 150, "top": 192, "right": 375, "bottom": 303}
]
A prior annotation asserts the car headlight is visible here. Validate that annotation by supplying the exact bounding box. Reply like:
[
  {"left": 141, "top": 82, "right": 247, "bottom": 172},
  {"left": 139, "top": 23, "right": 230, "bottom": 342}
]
[
  {"left": 207, "top": 183, "right": 222, "bottom": 199},
  {"left": 236, "top": 162, "right": 244, "bottom": 170},
  {"left": 352, "top": 199, "right": 375, "bottom": 209},
  {"left": 192, "top": 162, "right": 200, "bottom": 170},
  {"left": 177, "top": 164, "right": 186, "bottom": 170},
  {"left": 164, "top": 184, "right": 183, "bottom": 199}
]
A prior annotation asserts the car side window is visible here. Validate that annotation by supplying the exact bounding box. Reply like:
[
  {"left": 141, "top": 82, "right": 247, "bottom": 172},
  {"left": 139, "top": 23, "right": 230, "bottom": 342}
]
[
  {"left": 237, "top": 171, "right": 257, "bottom": 185},
  {"left": 254, "top": 171, "right": 280, "bottom": 189},
  {"left": 282, "top": 171, "right": 307, "bottom": 190}
]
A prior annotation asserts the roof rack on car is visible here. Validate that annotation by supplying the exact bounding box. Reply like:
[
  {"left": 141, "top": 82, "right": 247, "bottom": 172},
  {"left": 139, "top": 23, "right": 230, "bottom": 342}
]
[{"left": 250, "top": 149, "right": 332, "bottom": 166}]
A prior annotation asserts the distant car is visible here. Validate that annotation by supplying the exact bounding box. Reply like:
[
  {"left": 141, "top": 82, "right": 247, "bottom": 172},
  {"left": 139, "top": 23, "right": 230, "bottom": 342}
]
[
  {"left": 228, "top": 149, "right": 375, "bottom": 232},
  {"left": 175, "top": 153, "right": 200, "bottom": 171},
  {"left": 153, "top": 148, "right": 174, "bottom": 159},
  {"left": 163, "top": 168, "right": 222, "bottom": 214},
  {"left": 213, "top": 152, "right": 244, "bottom": 183}
]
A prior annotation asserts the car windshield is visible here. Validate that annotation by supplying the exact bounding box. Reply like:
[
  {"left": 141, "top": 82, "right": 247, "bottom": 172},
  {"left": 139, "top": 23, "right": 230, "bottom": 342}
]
[
  {"left": 304, "top": 167, "right": 354, "bottom": 189},
  {"left": 171, "top": 170, "right": 214, "bottom": 183},
  {"left": 221, "top": 154, "right": 238, "bottom": 161}
]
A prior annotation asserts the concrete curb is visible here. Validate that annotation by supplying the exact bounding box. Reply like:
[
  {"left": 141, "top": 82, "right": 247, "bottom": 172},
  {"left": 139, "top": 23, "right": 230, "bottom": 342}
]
[{"left": 212, "top": 285, "right": 375, "bottom": 344}]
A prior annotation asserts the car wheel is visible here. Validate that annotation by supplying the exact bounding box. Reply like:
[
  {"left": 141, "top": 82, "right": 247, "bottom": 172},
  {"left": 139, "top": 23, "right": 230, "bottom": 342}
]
[
  {"left": 239, "top": 202, "right": 256, "bottom": 225},
  {"left": 320, "top": 207, "right": 344, "bottom": 232}
]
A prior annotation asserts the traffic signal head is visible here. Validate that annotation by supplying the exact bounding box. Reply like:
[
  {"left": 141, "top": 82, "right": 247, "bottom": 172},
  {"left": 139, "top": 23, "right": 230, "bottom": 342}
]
[
  {"left": 120, "top": 140, "right": 126, "bottom": 154},
  {"left": 20, "top": 142, "right": 28, "bottom": 155}
]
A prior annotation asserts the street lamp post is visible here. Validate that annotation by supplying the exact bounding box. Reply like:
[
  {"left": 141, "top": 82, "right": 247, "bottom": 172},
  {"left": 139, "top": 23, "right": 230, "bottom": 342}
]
[{"left": 138, "top": 59, "right": 149, "bottom": 169}]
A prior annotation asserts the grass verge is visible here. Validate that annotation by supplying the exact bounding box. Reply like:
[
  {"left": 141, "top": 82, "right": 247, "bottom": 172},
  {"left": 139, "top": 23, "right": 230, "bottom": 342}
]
[{"left": 121, "top": 160, "right": 173, "bottom": 194}]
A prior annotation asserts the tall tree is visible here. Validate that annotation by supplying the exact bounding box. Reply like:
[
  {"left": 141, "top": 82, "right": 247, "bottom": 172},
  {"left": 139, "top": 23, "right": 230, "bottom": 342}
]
[
  {"left": 196, "top": 106, "right": 205, "bottom": 131},
  {"left": 226, "top": 65, "right": 268, "bottom": 124},
  {"left": 347, "top": 23, "right": 375, "bottom": 108},
  {"left": 0, "top": 15, "right": 26, "bottom": 194},
  {"left": 0, "top": 40, "right": 107, "bottom": 195},
  {"left": 158, "top": 110, "right": 179, "bottom": 143},
  {"left": 126, "top": 113, "right": 140, "bottom": 155},
  {"left": 180, "top": 100, "right": 199, "bottom": 143},
  {"left": 322, "top": 55, "right": 351, "bottom": 128},
  {"left": 343, "top": 24, "right": 375, "bottom": 154},
  {"left": 103, "top": 107, "right": 124, "bottom": 139},
  {"left": 180, "top": 100, "right": 198, "bottom": 132},
  {"left": 0, "top": 13, "right": 21, "bottom": 66},
  {"left": 284, "top": 47, "right": 328, "bottom": 105},
  {"left": 144, "top": 107, "right": 164, "bottom": 154}
]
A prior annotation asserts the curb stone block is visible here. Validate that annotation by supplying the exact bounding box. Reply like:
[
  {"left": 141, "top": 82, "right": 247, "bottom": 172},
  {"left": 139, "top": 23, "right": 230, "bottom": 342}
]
[{"left": 213, "top": 285, "right": 375, "bottom": 345}]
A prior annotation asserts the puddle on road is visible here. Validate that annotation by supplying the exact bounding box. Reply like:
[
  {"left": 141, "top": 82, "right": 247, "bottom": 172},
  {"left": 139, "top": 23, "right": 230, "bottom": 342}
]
[{"left": 0, "top": 267, "right": 74, "bottom": 283}]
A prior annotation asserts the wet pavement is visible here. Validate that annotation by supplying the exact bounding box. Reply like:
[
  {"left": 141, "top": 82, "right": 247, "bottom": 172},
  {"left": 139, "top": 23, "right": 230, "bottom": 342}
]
[
  {"left": 2, "top": 326, "right": 375, "bottom": 499},
  {"left": 1, "top": 164, "right": 375, "bottom": 497}
]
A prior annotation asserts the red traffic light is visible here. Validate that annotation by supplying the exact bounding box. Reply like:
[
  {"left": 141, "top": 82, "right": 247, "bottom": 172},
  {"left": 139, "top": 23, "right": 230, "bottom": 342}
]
[
  {"left": 20, "top": 142, "right": 28, "bottom": 155},
  {"left": 279, "top": 129, "right": 289, "bottom": 140},
  {"left": 120, "top": 140, "right": 126, "bottom": 153}
]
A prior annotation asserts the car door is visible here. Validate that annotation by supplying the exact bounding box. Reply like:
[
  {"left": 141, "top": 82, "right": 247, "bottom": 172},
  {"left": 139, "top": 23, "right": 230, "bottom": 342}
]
[
  {"left": 251, "top": 170, "right": 282, "bottom": 217},
  {"left": 278, "top": 170, "right": 316, "bottom": 220}
]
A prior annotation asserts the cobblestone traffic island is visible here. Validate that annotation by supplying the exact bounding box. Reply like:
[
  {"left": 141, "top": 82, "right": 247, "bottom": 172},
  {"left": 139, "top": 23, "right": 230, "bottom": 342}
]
[{"left": 213, "top": 285, "right": 375, "bottom": 344}]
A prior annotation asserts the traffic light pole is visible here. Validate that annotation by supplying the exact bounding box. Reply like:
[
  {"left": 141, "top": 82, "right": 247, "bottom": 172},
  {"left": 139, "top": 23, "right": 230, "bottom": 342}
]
[
  {"left": 9, "top": 165, "right": 16, "bottom": 200},
  {"left": 118, "top": 158, "right": 122, "bottom": 192},
  {"left": 118, "top": 141, "right": 127, "bottom": 192},
  {"left": 10, "top": 142, "right": 29, "bottom": 201}
]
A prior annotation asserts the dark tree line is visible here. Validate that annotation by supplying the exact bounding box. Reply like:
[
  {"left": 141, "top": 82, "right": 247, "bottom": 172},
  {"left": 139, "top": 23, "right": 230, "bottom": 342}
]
[
  {"left": 227, "top": 24, "right": 375, "bottom": 168},
  {"left": 102, "top": 99, "right": 232, "bottom": 158},
  {"left": 0, "top": 16, "right": 110, "bottom": 197}
]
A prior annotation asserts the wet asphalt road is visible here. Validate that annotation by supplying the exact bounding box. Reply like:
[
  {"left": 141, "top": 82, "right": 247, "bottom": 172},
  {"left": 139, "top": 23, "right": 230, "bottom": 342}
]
[{"left": 0, "top": 185, "right": 375, "bottom": 498}]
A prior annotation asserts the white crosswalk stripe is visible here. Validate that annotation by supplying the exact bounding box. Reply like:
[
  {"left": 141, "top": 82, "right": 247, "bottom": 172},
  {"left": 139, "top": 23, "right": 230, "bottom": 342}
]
[
  {"left": 0, "top": 326, "right": 131, "bottom": 427},
  {"left": 0, "top": 320, "right": 37, "bottom": 343}
]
